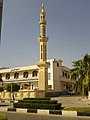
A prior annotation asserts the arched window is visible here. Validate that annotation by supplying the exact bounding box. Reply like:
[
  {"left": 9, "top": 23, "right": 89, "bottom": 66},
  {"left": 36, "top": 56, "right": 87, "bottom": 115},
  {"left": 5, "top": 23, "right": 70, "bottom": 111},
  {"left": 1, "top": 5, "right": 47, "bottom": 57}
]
[
  {"left": 41, "top": 45, "right": 42, "bottom": 51},
  {"left": 23, "top": 72, "right": 28, "bottom": 78},
  {"left": 0, "top": 74, "right": 2, "bottom": 80},
  {"left": 41, "top": 53, "right": 42, "bottom": 59},
  {"left": 6, "top": 74, "right": 10, "bottom": 80},
  {"left": 32, "top": 71, "right": 37, "bottom": 77},
  {"left": 57, "top": 63, "right": 59, "bottom": 67},
  {"left": 14, "top": 73, "right": 19, "bottom": 79},
  {"left": 62, "top": 72, "right": 64, "bottom": 77}
]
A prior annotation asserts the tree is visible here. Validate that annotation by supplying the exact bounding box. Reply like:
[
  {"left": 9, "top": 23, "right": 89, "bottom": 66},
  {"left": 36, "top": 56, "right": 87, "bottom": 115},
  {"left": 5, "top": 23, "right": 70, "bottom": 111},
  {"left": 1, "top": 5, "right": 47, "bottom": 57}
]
[
  {"left": 5, "top": 83, "right": 20, "bottom": 92},
  {"left": 71, "top": 54, "right": 90, "bottom": 96}
]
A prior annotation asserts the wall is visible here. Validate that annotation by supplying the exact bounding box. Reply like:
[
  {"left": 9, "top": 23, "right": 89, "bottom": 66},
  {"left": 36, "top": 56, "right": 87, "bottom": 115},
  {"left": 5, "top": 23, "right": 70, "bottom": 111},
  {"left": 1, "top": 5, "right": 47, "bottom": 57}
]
[{"left": 0, "top": 89, "right": 45, "bottom": 100}]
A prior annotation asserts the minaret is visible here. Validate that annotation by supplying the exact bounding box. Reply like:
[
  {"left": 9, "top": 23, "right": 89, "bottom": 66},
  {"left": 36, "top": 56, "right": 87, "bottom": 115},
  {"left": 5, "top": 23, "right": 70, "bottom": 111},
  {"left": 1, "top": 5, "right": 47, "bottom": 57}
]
[
  {"left": 37, "top": 4, "right": 49, "bottom": 91},
  {"left": 38, "top": 3, "right": 48, "bottom": 62}
]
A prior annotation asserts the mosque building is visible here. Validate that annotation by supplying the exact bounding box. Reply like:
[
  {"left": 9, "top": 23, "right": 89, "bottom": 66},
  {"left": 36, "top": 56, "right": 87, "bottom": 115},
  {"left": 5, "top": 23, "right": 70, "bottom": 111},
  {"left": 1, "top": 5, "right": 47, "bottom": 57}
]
[{"left": 0, "top": 4, "right": 75, "bottom": 99}]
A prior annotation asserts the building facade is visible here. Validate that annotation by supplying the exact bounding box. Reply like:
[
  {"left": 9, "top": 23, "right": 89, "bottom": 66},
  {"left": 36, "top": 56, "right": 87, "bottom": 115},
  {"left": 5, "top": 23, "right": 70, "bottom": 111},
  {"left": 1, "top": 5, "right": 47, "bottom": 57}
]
[{"left": 0, "top": 59, "right": 75, "bottom": 93}]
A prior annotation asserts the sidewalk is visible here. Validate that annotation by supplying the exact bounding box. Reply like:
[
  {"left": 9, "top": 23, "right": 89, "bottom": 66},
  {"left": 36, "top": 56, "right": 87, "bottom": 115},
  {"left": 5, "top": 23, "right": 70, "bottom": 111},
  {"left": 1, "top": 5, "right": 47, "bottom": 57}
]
[{"left": 51, "top": 95, "right": 90, "bottom": 108}]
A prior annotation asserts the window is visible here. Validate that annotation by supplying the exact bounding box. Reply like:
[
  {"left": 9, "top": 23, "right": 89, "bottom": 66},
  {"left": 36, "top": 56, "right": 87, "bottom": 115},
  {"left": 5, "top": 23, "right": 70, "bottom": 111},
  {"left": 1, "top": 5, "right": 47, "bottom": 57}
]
[
  {"left": 57, "top": 63, "right": 59, "bottom": 67},
  {"left": 41, "top": 53, "right": 42, "bottom": 59},
  {"left": 41, "top": 45, "right": 42, "bottom": 51},
  {"left": 23, "top": 72, "right": 28, "bottom": 78},
  {"left": 32, "top": 71, "right": 37, "bottom": 77},
  {"left": 42, "top": 26, "right": 45, "bottom": 37},
  {"left": 0, "top": 74, "right": 2, "bottom": 80},
  {"left": 48, "top": 73, "right": 51, "bottom": 80},
  {"left": 65, "top": 73, "right": 67, "bottom": 78},
  {"left": 6, "top": 74, "right": 10, "bottom": 80},
  {"left": 62, "top": 72, "right": 64, "bottom": 77},
  {"left": 48, "top": 85, "right": 52, "bottom": 90},
  {"left": 68, "top": 74, "right": 70, "bottom": 79},
  {"left": 14, "top": 73, "right": 19, "bottom": 79},
  {"left": 41, "top": 16, "right": 42, "bottom": 20}
]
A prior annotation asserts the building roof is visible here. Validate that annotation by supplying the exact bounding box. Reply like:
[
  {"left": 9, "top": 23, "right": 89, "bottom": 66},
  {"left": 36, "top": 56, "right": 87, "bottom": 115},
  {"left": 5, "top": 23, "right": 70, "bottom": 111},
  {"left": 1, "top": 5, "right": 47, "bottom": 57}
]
[{"left": 0, "top": 65, "right": 38, "bottom": 74}]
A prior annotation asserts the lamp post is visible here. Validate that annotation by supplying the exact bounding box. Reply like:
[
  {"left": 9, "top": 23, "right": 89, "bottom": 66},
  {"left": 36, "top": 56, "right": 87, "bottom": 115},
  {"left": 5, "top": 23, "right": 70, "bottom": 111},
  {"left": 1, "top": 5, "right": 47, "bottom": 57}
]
[{"left": 10, "top": 84, "right": 12, "bottom": 101}]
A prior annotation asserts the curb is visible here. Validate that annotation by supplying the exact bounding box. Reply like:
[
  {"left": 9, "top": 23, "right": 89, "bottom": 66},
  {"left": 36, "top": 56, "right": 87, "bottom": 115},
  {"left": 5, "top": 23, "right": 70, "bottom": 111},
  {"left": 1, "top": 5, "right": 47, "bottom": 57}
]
[{"left": 0, "top": 108, "right": 90, "bottom": 117}]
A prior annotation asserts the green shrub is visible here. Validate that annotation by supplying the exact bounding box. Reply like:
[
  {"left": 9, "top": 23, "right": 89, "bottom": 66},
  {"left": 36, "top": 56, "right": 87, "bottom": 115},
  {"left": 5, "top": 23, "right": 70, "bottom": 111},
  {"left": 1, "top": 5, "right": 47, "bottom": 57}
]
[
  {"left": 23, "top": 97, "right": 50, "bottom": 100},
  {"left": 5, "top": 83, "right": 20, "bottom": 92},
  {"left": 18, "top": 100, "right": 57, "bottom": 104},
  {"left": 14, "top": 102, "right": 62, "bottom": 110}
]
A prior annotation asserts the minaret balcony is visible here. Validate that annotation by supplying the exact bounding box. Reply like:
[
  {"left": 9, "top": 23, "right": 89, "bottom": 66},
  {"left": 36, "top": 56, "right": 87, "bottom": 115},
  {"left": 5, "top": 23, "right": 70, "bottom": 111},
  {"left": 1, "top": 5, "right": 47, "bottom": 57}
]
[
  {"left": 38, "top": 36, "right": 48, "bottom": 42},
  {"left": 39, "top": 20, "right": 46, "bottom": 25}
]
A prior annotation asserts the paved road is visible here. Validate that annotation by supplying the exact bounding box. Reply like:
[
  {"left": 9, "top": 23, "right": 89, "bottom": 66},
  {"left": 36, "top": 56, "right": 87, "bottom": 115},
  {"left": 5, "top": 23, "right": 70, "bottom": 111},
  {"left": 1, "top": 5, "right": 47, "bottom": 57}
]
[
  {"left": 51, "top": 96, "right": 90, "bottom": 108},
  {"left": 0, "top": 111, "right": 90, "bottom": 120}
]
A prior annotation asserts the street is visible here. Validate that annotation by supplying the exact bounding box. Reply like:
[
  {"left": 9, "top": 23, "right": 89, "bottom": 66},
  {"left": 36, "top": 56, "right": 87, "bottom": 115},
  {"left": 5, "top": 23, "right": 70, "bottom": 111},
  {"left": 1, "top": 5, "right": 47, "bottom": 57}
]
[{"left": 0, "top": 111, "right": 90, "bottom": 120}]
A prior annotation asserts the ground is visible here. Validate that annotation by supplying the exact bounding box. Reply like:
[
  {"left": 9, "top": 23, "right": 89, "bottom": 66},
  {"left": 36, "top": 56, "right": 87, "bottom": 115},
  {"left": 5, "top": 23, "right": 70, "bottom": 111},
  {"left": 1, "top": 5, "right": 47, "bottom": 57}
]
[{"left": 51, "top": 95, "right": 90, "bottom": 108}]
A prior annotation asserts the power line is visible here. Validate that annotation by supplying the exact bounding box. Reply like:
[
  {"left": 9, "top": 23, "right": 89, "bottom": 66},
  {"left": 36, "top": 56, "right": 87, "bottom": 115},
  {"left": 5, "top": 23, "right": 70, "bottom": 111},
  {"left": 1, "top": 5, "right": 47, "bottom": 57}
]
[{"left": 0, "top": 38, "right": 90, "bottom": 60}]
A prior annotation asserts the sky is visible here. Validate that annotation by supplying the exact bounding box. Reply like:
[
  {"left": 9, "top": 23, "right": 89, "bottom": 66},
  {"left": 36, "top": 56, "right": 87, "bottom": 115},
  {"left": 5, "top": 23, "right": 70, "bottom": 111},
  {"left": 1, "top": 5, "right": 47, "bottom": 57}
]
[{"left": 0, "top": 0, "right": 90, "bottom": 68}]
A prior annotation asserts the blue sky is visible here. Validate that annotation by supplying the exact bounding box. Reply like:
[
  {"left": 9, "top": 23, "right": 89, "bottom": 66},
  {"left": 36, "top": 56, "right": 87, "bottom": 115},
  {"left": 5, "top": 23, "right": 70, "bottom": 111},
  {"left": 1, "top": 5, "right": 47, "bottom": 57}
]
[{"left": 0, "top": 0, "right": 90, "bottom": 68}]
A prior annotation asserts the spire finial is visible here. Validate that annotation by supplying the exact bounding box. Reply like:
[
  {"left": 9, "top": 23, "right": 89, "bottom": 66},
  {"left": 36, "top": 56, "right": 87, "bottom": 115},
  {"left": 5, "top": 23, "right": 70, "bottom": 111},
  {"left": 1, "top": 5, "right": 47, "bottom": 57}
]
[{"left": 41, "top": 3, "right": 45, "bottom": 12}]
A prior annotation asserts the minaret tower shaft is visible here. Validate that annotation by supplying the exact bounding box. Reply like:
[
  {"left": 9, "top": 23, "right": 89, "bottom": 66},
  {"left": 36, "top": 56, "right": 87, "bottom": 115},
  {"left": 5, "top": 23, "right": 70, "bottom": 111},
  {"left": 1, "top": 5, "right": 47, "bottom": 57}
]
[
  {"left": 37, "top": 4, "right": 49, "bottom": 91},
  {"left": 38, "top": 4, "right": 48, "bottom": 62}
]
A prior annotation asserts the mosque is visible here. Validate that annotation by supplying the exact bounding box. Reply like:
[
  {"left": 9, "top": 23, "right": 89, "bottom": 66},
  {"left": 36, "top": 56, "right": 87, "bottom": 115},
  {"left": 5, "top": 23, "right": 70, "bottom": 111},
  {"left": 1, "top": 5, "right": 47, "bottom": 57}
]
[{"left": 0, "top": 4, "right": 75, "bottom": 99}]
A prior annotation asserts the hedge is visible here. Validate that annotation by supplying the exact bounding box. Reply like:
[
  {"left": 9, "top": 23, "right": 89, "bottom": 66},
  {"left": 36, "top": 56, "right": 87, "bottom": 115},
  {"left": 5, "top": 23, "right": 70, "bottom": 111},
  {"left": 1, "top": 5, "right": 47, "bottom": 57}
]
[
  {"left": 18, "top": 100, "right": 57, "bottom": 104},
  {"left": 23, "top": 97, "right": 50, "bottom": 100},
  {"left": 14, "top": 102, "right": 62, "bottom": 110}
]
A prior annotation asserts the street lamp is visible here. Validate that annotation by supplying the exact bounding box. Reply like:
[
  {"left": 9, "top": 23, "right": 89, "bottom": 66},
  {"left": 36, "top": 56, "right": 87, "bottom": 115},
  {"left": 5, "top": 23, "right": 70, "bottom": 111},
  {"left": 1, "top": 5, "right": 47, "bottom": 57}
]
[{"left": 10, "top": 84, "right": 12, "bottom": 102}]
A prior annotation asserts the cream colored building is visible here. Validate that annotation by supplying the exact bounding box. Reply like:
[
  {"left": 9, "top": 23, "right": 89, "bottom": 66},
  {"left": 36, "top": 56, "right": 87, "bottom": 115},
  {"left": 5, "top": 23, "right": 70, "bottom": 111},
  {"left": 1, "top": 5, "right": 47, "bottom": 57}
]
[{"left": 0, "top": 59, "right": 75, "bottom": 94}]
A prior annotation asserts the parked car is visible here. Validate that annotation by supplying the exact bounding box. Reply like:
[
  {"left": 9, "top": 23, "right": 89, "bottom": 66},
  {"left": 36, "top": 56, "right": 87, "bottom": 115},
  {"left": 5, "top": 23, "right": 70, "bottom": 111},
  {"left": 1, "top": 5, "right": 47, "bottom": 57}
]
[{"left": 67, "top": 90, "right": 75, "bottom": 95}]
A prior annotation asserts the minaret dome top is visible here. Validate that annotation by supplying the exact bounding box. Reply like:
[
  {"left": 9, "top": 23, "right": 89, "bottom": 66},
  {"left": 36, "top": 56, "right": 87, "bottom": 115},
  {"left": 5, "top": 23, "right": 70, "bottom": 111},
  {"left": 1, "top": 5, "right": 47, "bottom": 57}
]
[{"left": 41, "top": 3, "right": 45, "bottom": 12}]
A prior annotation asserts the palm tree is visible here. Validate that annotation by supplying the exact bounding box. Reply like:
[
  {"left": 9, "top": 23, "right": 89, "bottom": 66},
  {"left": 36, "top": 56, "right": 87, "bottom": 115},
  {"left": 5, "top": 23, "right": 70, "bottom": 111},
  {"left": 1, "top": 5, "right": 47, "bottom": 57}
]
[
  {"left": 71, "top": 54, "right": 90, "bottom": 96},
  {"left": 71, "top": 59, "right": 84, "bottom": 95},
  {"left": 83, "top": 54, "right": 90, "bottom": 96}
]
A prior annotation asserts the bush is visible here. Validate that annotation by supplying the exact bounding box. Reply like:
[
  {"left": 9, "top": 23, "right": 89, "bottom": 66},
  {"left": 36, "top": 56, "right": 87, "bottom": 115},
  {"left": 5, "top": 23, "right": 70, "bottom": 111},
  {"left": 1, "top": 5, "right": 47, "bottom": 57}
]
[
  {"left": 5, "top": 83, "right": 20, "bottom": 92},
  {"left": 18, "top": 100, "right": 57, "bottom": 104},
  {"left": 23, "top": 97, "right": 50, "bottom": 100},
  {"left": 14, "top": 102, "right": 62, "bottom": 110}
]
